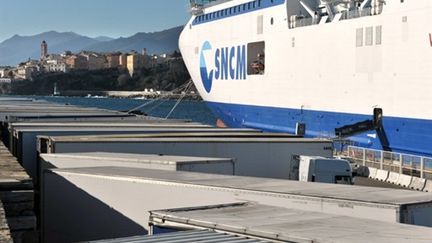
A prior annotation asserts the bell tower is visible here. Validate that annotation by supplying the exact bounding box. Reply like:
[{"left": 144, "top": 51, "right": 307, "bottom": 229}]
[{"left": 41, "top": 40, "right": 48, "bottom": 59}]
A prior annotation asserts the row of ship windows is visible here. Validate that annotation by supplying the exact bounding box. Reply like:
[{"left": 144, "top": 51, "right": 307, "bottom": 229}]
[
  {"left": 195, "top": 0, "right": 274, "bottom": 23},
  {"left": 356, "top": 26, "right": 382, "bottom": 47}
]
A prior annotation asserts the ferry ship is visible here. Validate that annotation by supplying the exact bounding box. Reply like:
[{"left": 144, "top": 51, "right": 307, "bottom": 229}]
[{"left": 179, "top": 0, "right": 432, "bottom": 156}]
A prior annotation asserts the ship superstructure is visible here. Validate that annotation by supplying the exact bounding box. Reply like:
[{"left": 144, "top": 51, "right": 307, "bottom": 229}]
[{"left": 180, "top": 0, "right": 432, "bottom": 156}]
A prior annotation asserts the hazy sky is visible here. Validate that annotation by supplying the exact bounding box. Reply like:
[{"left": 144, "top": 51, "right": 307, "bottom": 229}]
[{"left": 0, "top": 0, "right": 191, "bottom": 42}]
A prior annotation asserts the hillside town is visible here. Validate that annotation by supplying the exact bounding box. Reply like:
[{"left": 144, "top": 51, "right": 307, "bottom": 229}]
[{"left": 0, "top": 40, "right": 176, "bottom": 84}]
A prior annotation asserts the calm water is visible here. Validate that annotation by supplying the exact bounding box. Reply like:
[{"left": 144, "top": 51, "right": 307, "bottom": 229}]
[{"left": 22, "top": 96, "right": 217, "bottom": 125}]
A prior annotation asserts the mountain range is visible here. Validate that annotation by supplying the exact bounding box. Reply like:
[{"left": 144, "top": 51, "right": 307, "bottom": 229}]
[{"left": 0, "top": 26, "right": 183, "bottom": 66}]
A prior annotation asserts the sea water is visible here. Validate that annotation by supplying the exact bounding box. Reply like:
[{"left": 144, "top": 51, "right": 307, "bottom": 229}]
[{"left": 25, "top": 96, "right": 217, "bottom": 125}]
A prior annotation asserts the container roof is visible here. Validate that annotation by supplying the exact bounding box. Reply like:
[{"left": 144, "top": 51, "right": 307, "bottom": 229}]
[
  {"left": 87, "top": 230, "right": 268, "bottom": 243},
  {"left": 51, "top": 167, "right": 432, "bottom": 205},
  {"left": 150, "top": 203, "right": 432, "bottom": 243},
  {"left": 41, "top": 152, "right": 233, "bottom": 164},
  {"left": 10, "top": 122, "right": 208, "bottom": 127},
  {"left": 42, "top": 135, "right": 320, "bottom": 143},
  {"left": 14, "top": 127, "right": 249, "bottom": 133}
]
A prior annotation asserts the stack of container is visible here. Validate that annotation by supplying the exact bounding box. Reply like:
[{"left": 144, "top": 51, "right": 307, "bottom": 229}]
[{"left": 2, "top": 97, "right": 432, "bottom": 243}]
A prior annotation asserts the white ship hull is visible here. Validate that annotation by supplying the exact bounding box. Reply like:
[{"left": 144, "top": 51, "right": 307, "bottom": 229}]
[{"left": 180, "top": 0, "right": 432, "bottom": 156}]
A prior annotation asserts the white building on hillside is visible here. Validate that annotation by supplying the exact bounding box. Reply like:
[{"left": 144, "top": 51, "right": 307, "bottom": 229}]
[{"left": 45, "top": 59, "right": 67, "bottom": 73}]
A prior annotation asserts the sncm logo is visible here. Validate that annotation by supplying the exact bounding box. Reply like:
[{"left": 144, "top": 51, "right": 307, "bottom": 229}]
[
  {"left": 200, "top": 41, "right": 214, "bottom": 93},
  {"left": 200, "top": 41, "right": 247, "bottom": 93}
]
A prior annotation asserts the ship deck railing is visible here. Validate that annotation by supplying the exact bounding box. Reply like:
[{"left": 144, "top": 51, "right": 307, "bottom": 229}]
[
  {"left": 289, "top": 7, "right": 374, "bottom": 29},
  {"left": 191, "top": 0, "right": 233, "bottom": 8},
  {"left": 347, "top": 146, "right": 432, "bottom": 180}
]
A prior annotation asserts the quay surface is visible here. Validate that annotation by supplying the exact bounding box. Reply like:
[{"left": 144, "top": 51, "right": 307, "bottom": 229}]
[
  {"left": 0, "top": 140, "right": 36, "bottom": 243},
  {"left": 0, "top": 200, "right": 12, "bottom": 242}
]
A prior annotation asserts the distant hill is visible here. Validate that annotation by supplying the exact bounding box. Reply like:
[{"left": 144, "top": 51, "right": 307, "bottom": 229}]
[
  {"left": 93, "top": 36, "right": 114, "bottom": 42},
  {"left": 85, "top": 26, "right": 183, "bottom": 54},
  {"left": 0, "top": 26, "right": 183, "bottom": 66},
  {"left": 0, "top": 31, "right": 100, "bottom": 65}
]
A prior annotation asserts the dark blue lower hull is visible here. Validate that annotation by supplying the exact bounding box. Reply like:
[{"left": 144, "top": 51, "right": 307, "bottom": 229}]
[{"left": 206, "top": 101, "right": 432, "bottom": 157}]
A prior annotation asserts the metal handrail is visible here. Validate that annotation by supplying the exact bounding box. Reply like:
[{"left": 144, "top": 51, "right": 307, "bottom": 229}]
[{"left": 347, "top": 146, "right": 432, "bottom": 179}]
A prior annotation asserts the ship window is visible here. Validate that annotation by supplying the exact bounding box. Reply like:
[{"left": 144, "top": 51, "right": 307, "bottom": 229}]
[
  {"left": 247, "top": 41, "right": 265, "bottom": 75},
  {"left": 257, "top": 15, "right": 263, "bottom": 34},
  {"left": 253, "top": 1, "right": 256, "bottom": 8},
  {"left": 248, "top": 3, "right": 251, "bottom": 9},
  {"left": 376, "top": 25, "right": 382, "bottom": 45},
  {"left": 258, "top": 0, "right": 261, "bottom": 7},
  {"left": 238, "top": 6, "right": 241, "bottom": 12},
  {"left": 243, "top": 4, "right": 246, "bottom": 11},
  {"left": 356, "top": 28, "right": 363, "bottom": 47},
  {"left": 225, "top": 9, "right": 228, "bottom": 15},
  {"left": 365, "top": 26, "right": 373, "bottom": 46}
]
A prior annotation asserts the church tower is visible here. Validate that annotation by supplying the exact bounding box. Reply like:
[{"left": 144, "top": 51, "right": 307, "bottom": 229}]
[{"left": 41, "top": 40, "right": 48, "bottom": 59}]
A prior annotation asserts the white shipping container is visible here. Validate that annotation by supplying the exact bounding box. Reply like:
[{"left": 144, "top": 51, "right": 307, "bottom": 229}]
[
  {"left": 149, "top": 203, "right": 432, "bottom": 243},
  {"left": 39, "top": 136, "right": 332, "bottom": 179},
  {"left": 40, "top": 152, "right": 235, "bottom": 175},
  {"left": 13, "top": 127, "right": 252, "bottom": 179},
  {"left": 42, "top": 167, "right": 432, "bottom": 242}
]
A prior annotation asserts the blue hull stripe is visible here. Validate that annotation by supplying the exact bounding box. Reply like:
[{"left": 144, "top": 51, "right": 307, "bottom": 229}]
[{"left": 205, "top": 101, "right": 432, "bottom": 157}]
